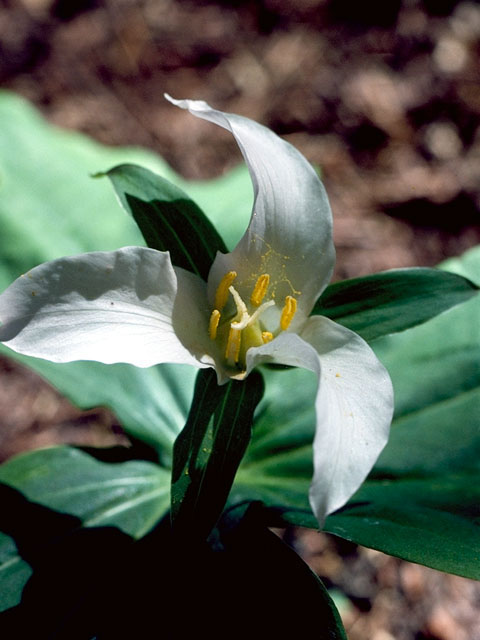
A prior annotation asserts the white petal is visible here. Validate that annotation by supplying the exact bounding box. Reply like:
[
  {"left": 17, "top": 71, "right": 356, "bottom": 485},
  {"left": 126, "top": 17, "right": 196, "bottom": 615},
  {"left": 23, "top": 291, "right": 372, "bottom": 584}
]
[
  {"left": 165, "top": 95, "right": 335, "bottom": 319},
  {"left": 244, "top": 316, "right": 393, "bottom": 526},
  {"left": 172, "top": 266, "right": 226, "bottom": 377},
  {"left": 245, "top": 331, "right": 321, "bottom": 374},
  {"left": 0, "top": 247, "right": 203, "bottom": 368},
  {"left": 301, "top": 316, "right": 394, "bottom": 525}
]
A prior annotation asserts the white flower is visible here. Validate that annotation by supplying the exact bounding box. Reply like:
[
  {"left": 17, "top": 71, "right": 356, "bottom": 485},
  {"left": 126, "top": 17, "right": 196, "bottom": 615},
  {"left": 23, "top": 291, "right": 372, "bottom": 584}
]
[{"left": 0, "top": 96, "right": 393, "bottom": 524}]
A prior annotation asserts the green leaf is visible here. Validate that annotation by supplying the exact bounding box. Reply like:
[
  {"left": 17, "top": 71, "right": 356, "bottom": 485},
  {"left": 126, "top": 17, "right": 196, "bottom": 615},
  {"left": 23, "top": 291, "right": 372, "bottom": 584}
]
[
  {"left": 324, "top": 474, "right": 480, "bottom": 579},
  {"left": 0, "top": 92, "right": 250, "bottom": 288},
  {"left": 248, "top": 470, "right": 480, "bottom": 581},
  {"left": 313, "top": 268, "right": 479, "bottom": 342},
  {"left": 372, "top": 253, "right": 480, "bottom": 446},
  {"left": 104, "top": 164, "right": 228, "bottom": 280},
  {"left": 0, "top": 447, "right": 170, "bottom": 538},
  {"left": 0, "top": 532, "right": 32, "bottom": 612},
  {"left": 0, "top": 446, "right": 170, "bottom": 611},
  {"left": 233, "top": 366, "right": 315, "bottom": 515},
  {"left": 172, "top": 368, "right": 264, "bottom": 540},
  {"left": 374, "top": 385, "right": 480, "bottom": 477},
  {"left": 0, "top": 356, "right": 196, "bottom": 463},
  {"left": 215, "top": 505, "right": 347, "bottom": 639}
]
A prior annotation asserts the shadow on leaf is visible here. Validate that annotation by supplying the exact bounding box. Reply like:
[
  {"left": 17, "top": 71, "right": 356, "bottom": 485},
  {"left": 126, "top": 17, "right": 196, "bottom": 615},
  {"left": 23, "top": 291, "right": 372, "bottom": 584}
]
[{"left": 0, "top": 488, "right": 346, "bottom": 639}]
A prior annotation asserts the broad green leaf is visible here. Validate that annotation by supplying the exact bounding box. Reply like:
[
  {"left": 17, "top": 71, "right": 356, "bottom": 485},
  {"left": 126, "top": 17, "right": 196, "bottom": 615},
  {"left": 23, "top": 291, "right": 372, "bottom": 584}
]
[
  {"left": 172, "top": 368, "right": 264, "bottom": 540},
  {"left": 374, "top": 385, "right": 480, "bottom": 477},
  {"left": 0, "top": 356, "right": 196, "bottom": 462},
  {"left": 441, "top": 244, "right": 480, "bottom": 283},
  {"left": 324, "top": 474, "right": 480, "bottom": 579},
  {"left": 233, "top": 366, "right": 315, "bottom": 513},
  {"left": 0, "top": 532, "right": 32, "bottom": 612},
  {"left": 0, "top": 94, "right": 140, "bottom": 289},
  {"left": 0, "top": 92, "right": 250, "bottom": 289},
  {"left": 262, "top": 471, "right": 480, "bottom": 580},
  {"left": 0, "top": 446, "right": 170, "bottom": 611},
  {"left": 0, "top": 446, "right": 170, "bottom": 537},
  {"left": 313, "top": 268, "right": 479, "bottom": 342},
  {"left": 374, "top": 246, "right": 480, "bottom": 419},
  {"left": 215, "top": 506, "right": 347, "bottom": 639},
  {"left": 104, "top": 164, "right": 228, "bottom": 280},
  {"left": 371, "top": 246, "right": 480, "bottom": 466}
]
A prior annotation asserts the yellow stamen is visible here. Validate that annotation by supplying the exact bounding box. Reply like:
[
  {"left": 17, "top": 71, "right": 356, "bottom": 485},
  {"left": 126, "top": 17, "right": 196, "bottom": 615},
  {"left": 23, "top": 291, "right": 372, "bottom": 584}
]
[
  {"left": 262, "top": 331, "right": 273, "bottom": 344},
  {"left": 214, "top": 271, "right": 237, "bottom": 310},
  {"left": 250, "top": 273, "right": 270, "bottom": 306},
  {"left": 225, "top": 327, "right": 242, "bottom": 364},
  {"left": 280, "top": 295, "right": 297, "bottom": 331},
  {"left": 209, "top": 309, "right": 221, "bottom": 339}
]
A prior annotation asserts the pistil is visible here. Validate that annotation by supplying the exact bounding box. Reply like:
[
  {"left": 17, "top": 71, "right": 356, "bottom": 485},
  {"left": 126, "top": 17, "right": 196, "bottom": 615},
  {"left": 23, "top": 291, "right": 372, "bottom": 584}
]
[
  {"left": 211, "top": 271, "right": 298, "bottom": 369},
  {"left": 229, "top": 286, "right": 250, "bottom": 330}
]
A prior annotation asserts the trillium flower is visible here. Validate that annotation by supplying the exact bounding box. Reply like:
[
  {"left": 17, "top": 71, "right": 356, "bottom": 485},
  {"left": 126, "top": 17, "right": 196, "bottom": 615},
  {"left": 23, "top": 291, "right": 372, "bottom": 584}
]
[{"left": 0, "top": 96, "right": 393, "bottom": 524}]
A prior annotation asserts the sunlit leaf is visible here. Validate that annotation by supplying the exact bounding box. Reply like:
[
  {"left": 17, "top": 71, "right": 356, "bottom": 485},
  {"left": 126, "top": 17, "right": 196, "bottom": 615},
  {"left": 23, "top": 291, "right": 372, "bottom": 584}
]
[
  {"left": 314, "top": 268, "right": 479, "bottom": 342},
  {"left": 104, "top": 164, "right": 227, "bottom": 280}
]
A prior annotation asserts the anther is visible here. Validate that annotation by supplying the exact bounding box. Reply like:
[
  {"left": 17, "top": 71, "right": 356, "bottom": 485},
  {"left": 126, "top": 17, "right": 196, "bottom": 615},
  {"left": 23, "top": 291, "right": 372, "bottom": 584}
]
[
  {"left": 225, "top": 327, "right": 242, "bottom": 364},
  {"left": 214, "top": 271, "right": 237, "bottom": 311},
  {"left": 209, "top": 309, "right": 221, "bottom": 340},
  {"left": 280, "top": 295, "right": 297, "bottom": 331},
  {"left": 250, "top": 274, "right": 270, "bottom": 306},
  {"left": 262, "top": 331, "right": 273, "bottom": 344}
]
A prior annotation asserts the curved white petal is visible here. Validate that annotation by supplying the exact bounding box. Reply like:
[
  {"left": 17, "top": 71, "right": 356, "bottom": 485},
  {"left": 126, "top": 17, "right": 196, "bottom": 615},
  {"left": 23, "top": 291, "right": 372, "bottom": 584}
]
[
  {"left": 300, "top": 315, "right": 394, "bottom": 525},
  {"left": 244, "top": 316, "right": 393, "bottom": 526},
  {"left": 0, "top": 247, "right": 202, "bottom": 368},
  {"left": 245, "top": 331, "right": 321, "bottom": 375},
  {"left": 165, "top": 95, "right": 335, "bottom": 318},
  {"left": 172, "top": 266, "right": 224, "bottom": 377}
]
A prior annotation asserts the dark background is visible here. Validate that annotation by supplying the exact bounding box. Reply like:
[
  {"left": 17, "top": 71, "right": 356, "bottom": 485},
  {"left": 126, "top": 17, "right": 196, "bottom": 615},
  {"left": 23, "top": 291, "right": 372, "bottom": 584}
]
[{"left": 1, "top": 1, "right": 480, "bottom": 637}]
